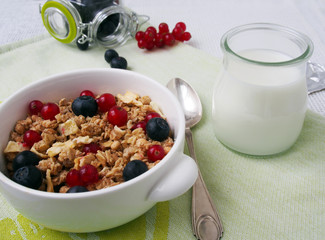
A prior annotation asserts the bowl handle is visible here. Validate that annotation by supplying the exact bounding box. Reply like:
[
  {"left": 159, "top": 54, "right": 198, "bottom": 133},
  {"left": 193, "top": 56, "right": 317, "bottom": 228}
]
[{"left": 147, "top": 153, "right": 198, "bottom": 202}]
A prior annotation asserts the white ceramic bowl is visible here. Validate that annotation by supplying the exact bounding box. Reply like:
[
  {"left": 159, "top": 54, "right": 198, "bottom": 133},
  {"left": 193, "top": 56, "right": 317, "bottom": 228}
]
[{"left": 0, "top": 69, "right": 198, "bottom": 232}]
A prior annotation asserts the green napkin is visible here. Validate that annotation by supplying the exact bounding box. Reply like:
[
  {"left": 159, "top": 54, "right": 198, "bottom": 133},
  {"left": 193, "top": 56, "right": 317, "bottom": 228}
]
[{"left": 0, "top": 34, "right": 324, "bottom": 240}]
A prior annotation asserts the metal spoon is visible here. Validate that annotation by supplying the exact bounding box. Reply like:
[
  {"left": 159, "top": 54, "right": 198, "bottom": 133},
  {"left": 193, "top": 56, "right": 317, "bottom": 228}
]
[{"left": 167, "top": 78, "right": 223, "bottom": 240}]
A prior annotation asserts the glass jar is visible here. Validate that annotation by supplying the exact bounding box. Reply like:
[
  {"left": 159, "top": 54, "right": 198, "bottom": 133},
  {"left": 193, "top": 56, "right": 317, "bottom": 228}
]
[
  {"left": 212, "top": 23, "right": 313, "bottom": 155},
  {"left": 40, "top": 0, "right": 148, "bottom": 48}
]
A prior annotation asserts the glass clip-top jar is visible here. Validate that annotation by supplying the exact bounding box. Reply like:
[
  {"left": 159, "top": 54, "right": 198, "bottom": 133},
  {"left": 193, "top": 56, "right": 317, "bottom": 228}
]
[
  {"left": 212, "top": 23, "right": 314, "bottom": 156},
  {"left": 39, "top": 0, "right": 149, "bottom": 48}
]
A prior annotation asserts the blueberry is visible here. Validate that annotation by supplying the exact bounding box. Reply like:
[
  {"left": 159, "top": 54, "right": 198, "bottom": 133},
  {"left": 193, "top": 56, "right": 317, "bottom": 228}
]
[
  {"left": 110, "top": 57, "right": 127, "bottom": 69},
  {"left": 104, "top": 49, "right": 119, "bottom": 63},
  {"left": 72, "top": 95, "right": 98, "bottom": 117},
  {"left": 13, "top": 150, "right": 40, "bottom": 171},
  {"left": 76, "top": 37, "right": 89, "bottom": 51},
  {"left": 67, "top": 186, "right": 89, "bottom": 193},
  {"left": 123, "top": 160, "right": 148, "bottom": 181},
  {"left": 146, "top": 118, "right": 170, "bottom": 141},
  {"left": 12, "top": 165, "right": 43, "bottom": 189}
]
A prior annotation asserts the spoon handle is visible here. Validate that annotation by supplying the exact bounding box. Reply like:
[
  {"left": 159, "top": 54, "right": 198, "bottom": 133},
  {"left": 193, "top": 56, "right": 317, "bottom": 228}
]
[{"left": 185, "top": 128, "right": 223, "bottom": 240}]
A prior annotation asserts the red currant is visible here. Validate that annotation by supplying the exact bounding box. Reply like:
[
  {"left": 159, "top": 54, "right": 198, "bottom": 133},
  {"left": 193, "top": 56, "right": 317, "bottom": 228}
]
[
  {"left": 138, "top": 39, "right": 147, "bottom": 49},
  {"left": 163, "top": 33, "right": 175, "bottom": 46},
  {"left": 175, "top": 22, "right": 186, "bottom": 31},
  {"left": 147, "top": 145, "right": 165, "bottom": 162},
  {"left": 83, "top": 143, "right": 101, "bottom": 154},
  {"left": 66, "top": 169, "right": 83, "bottom": 187},
  {"left": 80, "top": 90, "right": 95, "bottom": 98},
  {"left": 146, "top": 26, "right": 157, "bottom": 34},
  {"left": 144, "top": 30, "right": 156, "bottom": 42},
  {"left": 135, "top": 31, "right": 144, "bottom": 41},
  {"left": 96, "top": 93, "right": 116, "bottom": 112},
  {"left": 145, "top": 112, "right": 161, "bottom": 122},
  {"left": 159, "top": 23, "right": 169, "bottom": 34},
  {"left": 182, "top": 32, "right": 192, "bottom": 41},
  {"left": 145, "top": 40, "right": 155, "bottom": 50},
  {"left": 108, "top": 106, "right": 128, "bottom": 126},
  {"left": 41, "top": 102, "right": 60, "bottom": 120},
  {"left": 23, "top": 130, "right": 42, "bottom": 147},
  {"left": 172, "top": 26, "right": 184, "bottom": 41},
  {"left": 131, "top": 121, "right": 147, "bottom": 132},
  {"left": 28, "top": 100, "right": 43, "bottom": 115},
  {"left": 79, "top": 164, "right": 99, "bottom": 185},
  {"left": 155, "top": 33, "right": 165, "bottom": 48}
]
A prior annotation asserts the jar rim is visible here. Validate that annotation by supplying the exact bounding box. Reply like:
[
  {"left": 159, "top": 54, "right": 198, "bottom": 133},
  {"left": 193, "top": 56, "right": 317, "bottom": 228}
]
[{"left": 221, "top": 23, "right": 314, "bottom": 66}]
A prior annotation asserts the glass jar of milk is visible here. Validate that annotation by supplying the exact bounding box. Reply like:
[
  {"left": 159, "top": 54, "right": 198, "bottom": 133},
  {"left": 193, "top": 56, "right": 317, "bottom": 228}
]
[{"left": 212, "top": 23, "right": 313, "bottom": 155}]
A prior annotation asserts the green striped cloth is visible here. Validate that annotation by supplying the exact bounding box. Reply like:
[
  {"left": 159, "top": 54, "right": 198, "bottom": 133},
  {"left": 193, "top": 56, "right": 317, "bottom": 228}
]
[{"left": 0, "top": 34, "right": 324, "bottom": 240}]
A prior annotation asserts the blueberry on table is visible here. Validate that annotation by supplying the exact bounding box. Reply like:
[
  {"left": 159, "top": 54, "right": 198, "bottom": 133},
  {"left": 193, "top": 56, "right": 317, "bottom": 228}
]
[
  {"left": 146, "top": 118, "right": 170, "bottom": 141},
  {"left": 72, "top": 95, "right": 98, "bottom": 117},
  {"left": 13, "top": 150, "right": 40, "bottom": 171},
  {"left": 67, "top": 186, "right": 89, "bottom": 193},
  {"left": 76, "top": 37, "right": 89, "bottom": 51},
  {"left": 12, "top": 165, "right": 43, "bottom": 190},
  {"left": 123, "top": 160, "right": 148, "bottom": 181},
  {"left": 104, "top": 49, "right": 119, "bottom": 63},
  {"left": 110, "top": 57, "right": 128, "bottom": 69}
]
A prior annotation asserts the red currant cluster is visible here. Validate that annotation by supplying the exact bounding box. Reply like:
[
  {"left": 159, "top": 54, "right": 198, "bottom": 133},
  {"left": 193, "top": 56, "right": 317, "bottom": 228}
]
[
  {"left": 66, "top": 164, "right": 99, "bottom": 187},
  {"left": 24, "top": 100, "right": 61, "bottom": 147},
  {"left": 29, "top": 100, "right": 60, "bottom": 120},
  {"left": 135, "top": 22, "right": 192, "bottom": 50}
]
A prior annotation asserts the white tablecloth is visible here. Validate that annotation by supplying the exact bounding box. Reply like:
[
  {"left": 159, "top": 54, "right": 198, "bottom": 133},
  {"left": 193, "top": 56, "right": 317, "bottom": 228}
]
[{"left": 1, "top": 0, "right": 325, "bottom": 115}]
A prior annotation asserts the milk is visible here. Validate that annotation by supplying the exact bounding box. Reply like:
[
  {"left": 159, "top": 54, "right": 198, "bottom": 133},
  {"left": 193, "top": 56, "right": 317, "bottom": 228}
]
[{"left": 212, "top": 49, "right": 307, "bottom": 155}]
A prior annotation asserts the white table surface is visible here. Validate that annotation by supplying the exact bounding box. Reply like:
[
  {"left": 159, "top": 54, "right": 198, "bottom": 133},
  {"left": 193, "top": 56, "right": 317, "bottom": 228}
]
[{"left": 1, "top": 0, "right": 325, "bottom": 115}]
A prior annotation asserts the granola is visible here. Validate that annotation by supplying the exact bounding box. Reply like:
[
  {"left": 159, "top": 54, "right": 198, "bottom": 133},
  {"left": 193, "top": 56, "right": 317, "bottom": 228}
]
[{"left": 4, "top": 91, "right": 174, "bottom": 193}]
